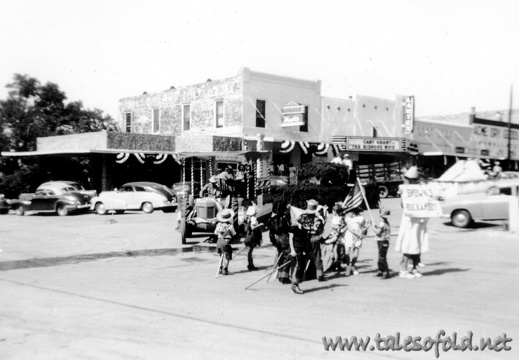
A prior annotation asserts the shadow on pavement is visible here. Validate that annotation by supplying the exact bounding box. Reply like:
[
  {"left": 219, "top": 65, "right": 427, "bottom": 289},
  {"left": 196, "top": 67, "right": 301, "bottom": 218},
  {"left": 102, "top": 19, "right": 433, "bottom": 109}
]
[
  {"left": 423, "top": 267, "right": 470, "bottom": 276},
  {"left": 440, "top": 221, "right": 507, "bottom": 231},
  {"left": 0, "top": 247, "right": 194, "bottom": 271},
  {"left": 304, "top": 283, "right": 347, "bottom": 293}
]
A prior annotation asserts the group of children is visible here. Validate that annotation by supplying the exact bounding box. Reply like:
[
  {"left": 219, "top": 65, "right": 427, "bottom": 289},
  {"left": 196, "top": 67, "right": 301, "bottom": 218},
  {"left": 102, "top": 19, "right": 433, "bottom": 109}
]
[
  {"left": 214, "top": 198, "right": 428, "bottom": 292},
  {"left": 325, "top": 204, "right": 391, "bottom": 279}
]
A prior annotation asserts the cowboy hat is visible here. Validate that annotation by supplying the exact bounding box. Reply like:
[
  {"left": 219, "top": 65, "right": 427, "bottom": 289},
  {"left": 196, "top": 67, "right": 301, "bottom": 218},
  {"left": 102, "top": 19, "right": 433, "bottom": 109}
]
[
  {"left": 209, "top": 175, "right": 218, "bottom": 183},
  {"left": 216, "top": 208, "right": 235, "bottom": 223},
  {"left": 404, "top": 166, "right": 419, "bottom": 180},
  {"left": 305, "top": 199, "right": 319, "bottom": 213}
]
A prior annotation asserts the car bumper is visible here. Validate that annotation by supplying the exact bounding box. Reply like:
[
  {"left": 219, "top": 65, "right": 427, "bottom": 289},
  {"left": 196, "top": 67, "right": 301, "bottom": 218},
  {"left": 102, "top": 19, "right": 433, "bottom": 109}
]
[{"left": 68, "top": 204, "right": 90, "bottom": 211}]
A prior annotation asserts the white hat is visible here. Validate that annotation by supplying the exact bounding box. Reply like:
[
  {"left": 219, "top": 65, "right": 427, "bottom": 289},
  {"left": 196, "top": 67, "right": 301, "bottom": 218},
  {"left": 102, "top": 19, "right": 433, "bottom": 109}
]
[
  {"left": 404, "top": 166, "right": 419, "bottom": 179},
  {"left": 216, "top": 208, "right": 235, "bottom": 223}
]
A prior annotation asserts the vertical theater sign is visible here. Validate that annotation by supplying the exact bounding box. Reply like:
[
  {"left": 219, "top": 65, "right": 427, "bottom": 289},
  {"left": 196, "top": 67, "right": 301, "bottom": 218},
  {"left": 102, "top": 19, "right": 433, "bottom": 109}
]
[{"left": 403, "top": 96, "right": 415, "bottom": 135}]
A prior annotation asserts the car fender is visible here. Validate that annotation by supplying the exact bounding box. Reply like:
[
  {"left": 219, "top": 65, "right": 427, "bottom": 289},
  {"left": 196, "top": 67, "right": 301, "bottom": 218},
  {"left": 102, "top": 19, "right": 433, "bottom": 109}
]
[
  {"left": 136, "top": 193, "right": 168, "bottom": 208},
  {"left": 91, "top": 195, "right": 127, "bottom": 210}
]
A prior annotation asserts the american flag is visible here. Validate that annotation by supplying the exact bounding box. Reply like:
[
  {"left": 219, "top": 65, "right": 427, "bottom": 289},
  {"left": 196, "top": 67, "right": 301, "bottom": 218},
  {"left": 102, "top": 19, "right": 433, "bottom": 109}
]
[{"left": 342, "top": 181, "right": 364, "bottom": 212}]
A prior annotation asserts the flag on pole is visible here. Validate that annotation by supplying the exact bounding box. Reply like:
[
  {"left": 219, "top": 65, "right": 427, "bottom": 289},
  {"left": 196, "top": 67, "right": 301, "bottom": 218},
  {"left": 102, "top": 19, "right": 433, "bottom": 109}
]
[{"left": 342, "top": 181, "right": 364, "bottom": 212}]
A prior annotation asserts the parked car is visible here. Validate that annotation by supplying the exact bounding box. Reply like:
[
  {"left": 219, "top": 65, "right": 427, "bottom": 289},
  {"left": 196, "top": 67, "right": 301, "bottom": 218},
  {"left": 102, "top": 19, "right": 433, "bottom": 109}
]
[
  {"left": 440, "top": 179, "right": 519, "bottom": 228},
  {"left": 12, "top": 182, "right": 91, "bottom": 216},
  {"left": 0, "top": 194, "right": 11, "bottom": 214},
  {"left": 91, "top": 181, "right": 177, "bottom": 215},
  {"left": 38, "top": 181, "right": 97, "bottom": 199}
]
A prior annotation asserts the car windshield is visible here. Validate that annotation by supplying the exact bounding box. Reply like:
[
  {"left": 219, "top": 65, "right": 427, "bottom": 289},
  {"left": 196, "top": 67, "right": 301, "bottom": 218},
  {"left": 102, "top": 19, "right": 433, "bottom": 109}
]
[{"left": 70, "top": 183, "right": 86, "bottom": 190}]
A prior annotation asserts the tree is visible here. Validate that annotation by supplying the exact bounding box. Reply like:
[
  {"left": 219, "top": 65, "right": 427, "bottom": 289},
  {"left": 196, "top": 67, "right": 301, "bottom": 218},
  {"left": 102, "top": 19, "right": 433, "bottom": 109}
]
[
  {"left": 0, "top": 74, "right": 119, "bottom": 197},
  {"left": 271, "top": 162, "right": 380, "bottom": 214}
]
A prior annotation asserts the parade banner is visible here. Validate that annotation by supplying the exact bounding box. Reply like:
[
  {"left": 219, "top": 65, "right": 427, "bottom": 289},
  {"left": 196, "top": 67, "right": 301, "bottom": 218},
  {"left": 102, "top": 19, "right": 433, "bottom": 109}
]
[{"left": 399, "top": 184, "right": 443, "bottom": 218}]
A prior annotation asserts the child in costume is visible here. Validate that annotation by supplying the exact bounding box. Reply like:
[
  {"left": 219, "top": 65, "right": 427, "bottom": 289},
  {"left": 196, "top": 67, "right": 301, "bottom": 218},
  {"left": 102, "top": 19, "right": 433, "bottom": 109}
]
[
  {"left": 324, "top": 204, "right": 347, "bottom": 273},
  {"left": 372, "top": 207, "right": 391, "bottom": 279},
  {"left": 244, "top": 205, "right": 263, "bottom": 271},
  {"left": 309, "top": 206, "right": 326, "bottom": 282},
  {"left": 215, "top": 209, "right": 236, "bottom": 275},
  {"left": 343, "top": 208, "right": 369, "bottom": 276}
]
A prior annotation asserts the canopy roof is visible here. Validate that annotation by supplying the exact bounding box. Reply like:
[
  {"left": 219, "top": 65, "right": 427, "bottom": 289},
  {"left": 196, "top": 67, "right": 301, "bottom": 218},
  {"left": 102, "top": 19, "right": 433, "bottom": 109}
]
[{"left": 436, "top": 160, "right": 487, "bottom": 182}]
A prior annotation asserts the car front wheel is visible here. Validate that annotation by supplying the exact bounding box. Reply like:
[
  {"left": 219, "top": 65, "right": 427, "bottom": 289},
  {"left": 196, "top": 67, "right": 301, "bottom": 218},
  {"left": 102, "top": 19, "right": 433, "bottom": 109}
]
[
  {"left": 57, "top": 205, "right": 69, "bottom": 216},
  {"left": 15, "top": 206, "right": 25, "bottom": 216},
  {"left": 142, "top": 202, "right": 154, "bottom": 214},
  {"left": 95, "top": 202, "right": 107, "bottom": 215},
  {"left": 451, "top": 210, "right": 472, "bottom": 228}
]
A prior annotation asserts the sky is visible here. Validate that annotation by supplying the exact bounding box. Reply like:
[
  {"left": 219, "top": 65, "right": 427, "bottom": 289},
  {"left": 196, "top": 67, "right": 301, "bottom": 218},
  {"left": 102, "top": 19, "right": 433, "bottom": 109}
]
[{"left": 1, "top": 0, "right": 519, "bottom": 121}]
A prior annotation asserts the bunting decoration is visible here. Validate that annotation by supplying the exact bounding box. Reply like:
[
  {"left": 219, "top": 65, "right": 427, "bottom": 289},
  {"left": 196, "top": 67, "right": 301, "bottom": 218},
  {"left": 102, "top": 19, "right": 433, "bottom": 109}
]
[
  {"left": 153, "top": 154, "right": 169, "bottom": 164},
  {"left": 172, "top": 153, "right": 182, "bottom": 165},
  {"left": 115, "top": 153, "right": 130, "bottom": 164},
  {"left": 331, "top": 144, "right": 346, "bottom": 158},
  {"left": 299, "top": 141, "right": 310, "bottom": 154},
  {"left": 134, "top": 153, "right": 146, "bottom": 164},
  {"left": 313, "top": 143, "right": 329, "bottom": 156},
  {"left": 280, "top": 140, "right": 295, "bottom": 153}
]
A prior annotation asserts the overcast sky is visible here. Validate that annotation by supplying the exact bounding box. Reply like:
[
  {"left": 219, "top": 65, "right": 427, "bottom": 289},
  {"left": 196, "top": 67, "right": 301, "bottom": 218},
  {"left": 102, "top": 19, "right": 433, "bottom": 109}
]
[{"left": 1, "top": 0, "right": 518, "bottom": 120}]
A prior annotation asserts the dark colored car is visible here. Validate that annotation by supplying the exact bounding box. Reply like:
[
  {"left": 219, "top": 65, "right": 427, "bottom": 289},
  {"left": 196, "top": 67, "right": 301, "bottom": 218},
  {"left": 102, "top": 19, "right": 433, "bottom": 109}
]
[
  {"left": 39, "top": 181, "right": 97, "bottom": 199},
  {"left": 0, "top": 194, "right": 10, "bottom": 214},
  {"left": 12, "top": 182, "right": 91, "bottom": 216}
]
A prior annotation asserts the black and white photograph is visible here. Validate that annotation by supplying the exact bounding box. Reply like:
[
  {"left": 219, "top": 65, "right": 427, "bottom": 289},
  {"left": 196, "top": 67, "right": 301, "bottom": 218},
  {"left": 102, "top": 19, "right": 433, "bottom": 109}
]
[{"left": 0, "top": 1, "right": 518, "bottom": 359}]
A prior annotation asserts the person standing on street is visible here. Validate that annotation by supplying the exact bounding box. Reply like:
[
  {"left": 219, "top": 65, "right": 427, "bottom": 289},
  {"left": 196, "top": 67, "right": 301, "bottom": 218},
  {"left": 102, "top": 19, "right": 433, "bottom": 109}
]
[
  {"left": 215, "top": 209, "right": 236, "bottom": 276},
  {"left": 244, "top": 205, "right": 263, "bottom": 271},
  {"left": 395, "top": 215, "right": 429, "bottom": 279},
  {"left": 308, "top": 202, "right": 326, "bottom": 282},
  {"left": 343, "top": 208, "right": 369, "bottom": 276},
  {"left": 372, "top": 208, "right": 391, "bottom": 279},
  {"left": 289, "top": 209, "right": 315, "bottom": 294},
  {"left": 269, "top": 206, "right": 292, "bottom": 284}
]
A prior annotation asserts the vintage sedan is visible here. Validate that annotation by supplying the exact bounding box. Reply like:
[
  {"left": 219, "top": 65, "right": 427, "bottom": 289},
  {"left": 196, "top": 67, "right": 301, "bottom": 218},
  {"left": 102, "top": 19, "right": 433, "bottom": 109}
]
[
  {"left": 441, "top": 179, "right": 519, "bottom": 228},
  {"left": 91, "top": 182, "right": 177, "bottom": 215},
  {"left": 12, "top": 182, "right": 91, "bottom": 216},
  {"left": 38, "top": 181, "right": 97, "bottom": 199}
]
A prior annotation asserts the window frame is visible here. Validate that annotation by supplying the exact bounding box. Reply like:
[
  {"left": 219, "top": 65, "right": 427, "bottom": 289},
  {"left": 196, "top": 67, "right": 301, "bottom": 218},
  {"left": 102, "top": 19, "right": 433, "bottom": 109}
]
[
  {"left": 215, "top": 100, "right": 224, "bottom": 128},
  {"left": 182, "top": 104, "right": 191, "bottom": 131},
  {"left": 299, "top": 105, "right": 308, "bottom": 132},
  {"left": 255, "top": 99, "right": 266, "bottom": 128},
  {"left": 125, "top": 112, "right": 132, "bottom": 133},
  {"left": 152, "top": 109, "right": 160, "bottom": 133}
]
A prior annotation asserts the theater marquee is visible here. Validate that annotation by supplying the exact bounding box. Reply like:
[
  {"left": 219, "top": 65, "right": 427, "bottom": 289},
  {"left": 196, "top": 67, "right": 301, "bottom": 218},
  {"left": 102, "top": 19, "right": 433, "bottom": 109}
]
[{"left": 332, "top": 136, "right": 408, "bottom": 152}]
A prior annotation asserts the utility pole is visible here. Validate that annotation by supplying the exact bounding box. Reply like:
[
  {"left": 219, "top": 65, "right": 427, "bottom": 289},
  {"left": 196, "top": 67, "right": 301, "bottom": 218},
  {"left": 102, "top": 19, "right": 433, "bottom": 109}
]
[{"left": 507, "top": 85, "right": 513, "bottom": 170}]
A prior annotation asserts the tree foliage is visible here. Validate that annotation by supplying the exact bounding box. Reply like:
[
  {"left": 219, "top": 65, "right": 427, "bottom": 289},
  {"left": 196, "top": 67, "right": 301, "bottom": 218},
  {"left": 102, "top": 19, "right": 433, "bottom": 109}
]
[
  {"left": 0, "top": 74, "right": 119, "bottom": 197},
  {"left": 271, "top": 161, "right": 380, "bottom": 214}
]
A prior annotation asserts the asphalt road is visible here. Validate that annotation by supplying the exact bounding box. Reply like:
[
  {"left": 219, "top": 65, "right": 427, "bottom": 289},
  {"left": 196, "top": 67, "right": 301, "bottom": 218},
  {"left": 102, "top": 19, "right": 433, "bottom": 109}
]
[{"left": 0, "top": 199, "right": 517, "bottom": 360}]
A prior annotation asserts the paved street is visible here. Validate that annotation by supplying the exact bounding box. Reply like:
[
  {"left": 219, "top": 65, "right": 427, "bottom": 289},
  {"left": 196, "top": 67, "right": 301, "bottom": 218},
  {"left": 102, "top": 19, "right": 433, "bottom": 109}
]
[{"left": 1, "top": 199, "right": 517, "bottom": 360}]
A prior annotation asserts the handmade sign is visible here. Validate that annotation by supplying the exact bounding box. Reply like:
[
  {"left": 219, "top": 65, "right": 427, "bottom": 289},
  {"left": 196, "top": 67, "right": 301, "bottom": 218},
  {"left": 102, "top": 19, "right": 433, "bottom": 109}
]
[{"left": 400, "top": 184, "right": 443, "bottom": 218}]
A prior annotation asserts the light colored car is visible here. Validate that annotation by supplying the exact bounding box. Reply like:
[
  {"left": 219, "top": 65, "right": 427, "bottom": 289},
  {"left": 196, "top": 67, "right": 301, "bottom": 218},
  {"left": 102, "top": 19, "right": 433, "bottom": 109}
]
[
  {"left": 91, "top": 181, "right": 177, "bottom": 215},
  {"left": 440, "top": 179, "right": 519, "bottom": 228}
]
